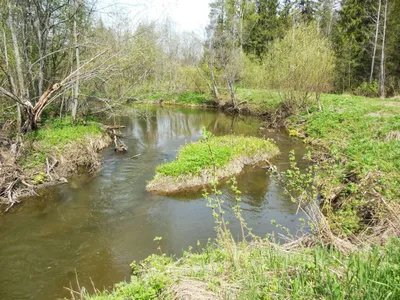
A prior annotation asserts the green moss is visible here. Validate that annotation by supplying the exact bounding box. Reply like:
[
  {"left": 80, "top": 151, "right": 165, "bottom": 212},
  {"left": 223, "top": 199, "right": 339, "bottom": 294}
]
[{"left": 155, "top": 135, "right": 278, "bottom": 177}]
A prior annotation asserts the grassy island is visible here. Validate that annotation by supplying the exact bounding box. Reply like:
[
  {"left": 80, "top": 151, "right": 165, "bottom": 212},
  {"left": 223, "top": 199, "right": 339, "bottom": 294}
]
[{"left": 146, "top": 135, "right": 279, "bottom": 194}]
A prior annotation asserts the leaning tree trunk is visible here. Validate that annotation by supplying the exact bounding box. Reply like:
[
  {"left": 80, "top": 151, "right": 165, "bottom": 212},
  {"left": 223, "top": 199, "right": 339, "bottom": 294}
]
[{"left": 21, "top": 83, "right": 61, "bottom": 132}]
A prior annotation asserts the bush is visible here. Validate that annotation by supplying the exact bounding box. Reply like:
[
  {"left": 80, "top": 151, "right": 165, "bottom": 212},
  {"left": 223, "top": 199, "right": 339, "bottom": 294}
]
[
  {"left": 354, "top": 81, "right": 379, "bottom": 97},
  {"left": 265, "top": 23, "right": 335, "bottom": 112},
  {"left": 241, "top": 56, "right": 268, "bottom": 89},
  {"left": 176, "top": 66, "right": 209, "bottom": 93}
]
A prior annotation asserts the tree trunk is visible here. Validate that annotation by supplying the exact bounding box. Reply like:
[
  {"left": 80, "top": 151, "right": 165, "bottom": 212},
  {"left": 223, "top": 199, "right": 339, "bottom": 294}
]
[
  {"left": 316, "top": 92, "right": 322, "bottom": 112},
  {"left": 370, "top": 0, "right": 381, "bottom": 84},
  {"left": 33, "top": 14, "right": 44, "bottom": 97},
  {"left": 379, "top": 0, "right": 388, "bottom": 98},
  {"left": 7, "top": 0, "right": 28, "bottom": 131},
  {"left": 210, "top": 66, "right": 219, "bottom": 99},
  {"left": 7, "top": 0, "right": 26, "bottom": 101},
  {"left": 72, "top": 0, "right": 80, "bottom": 122},
  {"left": 227, "top": 78, "right": 236, "bottom": 108}
]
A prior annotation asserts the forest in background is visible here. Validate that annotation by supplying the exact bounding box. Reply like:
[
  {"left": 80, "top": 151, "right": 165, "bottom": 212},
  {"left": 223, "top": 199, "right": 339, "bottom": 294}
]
[{"left": 1, "top": 0, "right": 400, "bottom": 134}]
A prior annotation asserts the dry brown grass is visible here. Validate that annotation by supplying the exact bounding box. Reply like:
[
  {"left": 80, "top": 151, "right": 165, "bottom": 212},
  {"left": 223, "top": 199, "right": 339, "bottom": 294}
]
[
  {"left": 162, "top": 279, "right": 220, "bottom": 300},
  {"left": 385, "top": 130, "right": 400, "bottom": 141},
  {"left": 55, "top": 134, "right": 112, "bottom": 177}
]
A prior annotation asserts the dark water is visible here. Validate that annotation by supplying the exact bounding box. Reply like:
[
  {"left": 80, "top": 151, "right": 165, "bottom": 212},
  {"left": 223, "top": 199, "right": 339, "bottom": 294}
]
[{"left": 0, "top": 107, "right": 309, "bottom": 300}]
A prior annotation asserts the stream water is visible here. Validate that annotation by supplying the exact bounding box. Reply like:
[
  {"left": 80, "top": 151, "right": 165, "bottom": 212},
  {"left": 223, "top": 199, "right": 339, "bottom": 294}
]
[{"left": 0, "top": 107, "right": 309, "bottom": 300}]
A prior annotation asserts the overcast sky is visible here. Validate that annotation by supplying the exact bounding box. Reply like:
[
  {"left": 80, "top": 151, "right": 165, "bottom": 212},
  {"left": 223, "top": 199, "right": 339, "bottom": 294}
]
[{"left": 97, "top": 0, "right": 211, "bottom": 33}]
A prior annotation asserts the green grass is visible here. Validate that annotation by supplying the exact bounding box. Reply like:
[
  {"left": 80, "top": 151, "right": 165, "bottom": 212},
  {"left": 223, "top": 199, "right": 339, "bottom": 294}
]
[
  {"left": 86, "top": 238, "right": 400, "bottom": 299},
  {"left": 155, "top": 135, "right": 278, "bottom": 177},
  {"left": 231, "top": 89, "right": 400, "bottom": 195},
  {"left": 301, "top": 94, "right": 400, "bottom": 174},
  {"left": 234, "top": 88, "right": 282, "bottom": 111},
  {"left": 291, "top": 94, "right": 400, "bottom": 206},
  {"left": 22, "top": 118, "right": 103, "bottom": 169},
  {"left": 176, "top": 91, "right": 214, "bottom": 105},
  {"left": 26, "top": 118, "right": 102, "bottom": 148},
  {"left": 147, "top": 92, "right": 177, "bottom": 102},
  {"left": 230, "top": 88, "right": 399, "bottom": 233}
]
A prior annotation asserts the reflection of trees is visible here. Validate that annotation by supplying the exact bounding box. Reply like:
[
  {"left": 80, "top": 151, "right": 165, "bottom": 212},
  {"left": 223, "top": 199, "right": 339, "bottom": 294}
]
[
  {"left": 130, "top": 107, "right": 226, "bottom": 147},
  {"left": 234, "top": 168, "right": 269, "bottom": 209},
  {"left": 206, "top": 112, "right": 241, "bottom": 135}
]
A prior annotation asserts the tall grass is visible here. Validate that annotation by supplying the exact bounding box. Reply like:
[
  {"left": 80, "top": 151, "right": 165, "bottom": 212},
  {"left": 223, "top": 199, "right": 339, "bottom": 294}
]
[{"left": 85, "top": 238, "right": 400, "bottom": 299}]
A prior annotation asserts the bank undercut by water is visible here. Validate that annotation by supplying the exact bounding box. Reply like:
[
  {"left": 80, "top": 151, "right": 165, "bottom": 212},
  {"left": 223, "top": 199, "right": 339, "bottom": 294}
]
[
  {"left": 0, "top": 119, "right": 112, "bottom": 209},
  {"left": 146, "top": 135, "right": 279, "bottom": 194}
]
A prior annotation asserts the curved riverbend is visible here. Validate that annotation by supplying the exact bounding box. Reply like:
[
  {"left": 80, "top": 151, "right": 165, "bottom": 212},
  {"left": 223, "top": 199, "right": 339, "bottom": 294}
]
[{"left": 0, "top": 107, "right": 309, "bottom": 300}]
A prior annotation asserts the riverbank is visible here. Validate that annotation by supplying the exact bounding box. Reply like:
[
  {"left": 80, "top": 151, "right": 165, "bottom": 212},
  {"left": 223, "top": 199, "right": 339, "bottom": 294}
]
[
  {"left": 146, "top": 135, "right": 279, "bottom": 194},
  {"left": 131, "top": 90, "right": 400, "bottom": 240},
  {"left": 0, "top": 119, "right": 112, "bottom": 210},
  {"left": 84, "top": 236, "right": 400, "bottom": 299},
  {"left": 286, "top": 94, "right": 400, "bottom": 239},
  {"left": 79, "top": 90, "right": 400, "bottom": 299}
]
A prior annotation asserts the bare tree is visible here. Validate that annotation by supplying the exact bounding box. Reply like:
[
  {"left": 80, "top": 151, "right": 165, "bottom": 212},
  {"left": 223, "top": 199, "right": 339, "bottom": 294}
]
[
  {"left": 370, "top": 0, "right": 381, "bottom": 84},
  {"left": 224, "top": 47, "right": 244, "bottom": 108},
  {"left": 72, "top": 0, "right": 81, "bottom": 122},
  {"left": 6, "top": 0, "right": 27, "bottom": 129},
  {"left": 379, "top": 0, "right": 388, "bottom": 98}
]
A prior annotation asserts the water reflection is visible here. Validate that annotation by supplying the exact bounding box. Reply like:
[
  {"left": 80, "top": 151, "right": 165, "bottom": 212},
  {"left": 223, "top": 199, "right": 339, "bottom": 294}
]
[{"left": 0, "top": 107, "right": 309, "bottom": 300}]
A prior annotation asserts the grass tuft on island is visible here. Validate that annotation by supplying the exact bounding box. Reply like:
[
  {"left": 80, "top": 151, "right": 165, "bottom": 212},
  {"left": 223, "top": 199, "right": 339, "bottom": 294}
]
[{"left": 146, "top": 135, "right": 279, "bottom": 194}]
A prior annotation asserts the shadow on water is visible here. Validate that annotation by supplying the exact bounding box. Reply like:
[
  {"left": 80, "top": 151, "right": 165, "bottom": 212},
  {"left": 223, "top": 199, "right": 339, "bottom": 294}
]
[{"left": 0, "top": 106, "right": 310, "bottom": 300}]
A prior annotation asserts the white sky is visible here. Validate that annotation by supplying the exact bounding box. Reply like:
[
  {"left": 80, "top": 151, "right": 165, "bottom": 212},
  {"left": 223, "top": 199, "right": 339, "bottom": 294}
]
[{"left": 97, "top": 0, "right": 211, "bottom": 33}]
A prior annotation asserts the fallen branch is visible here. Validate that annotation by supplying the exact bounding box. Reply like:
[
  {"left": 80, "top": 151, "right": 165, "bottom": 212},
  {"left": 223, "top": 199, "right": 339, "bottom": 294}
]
[{"left": 126, "top": 153, "right": 141, "bottom": 160}]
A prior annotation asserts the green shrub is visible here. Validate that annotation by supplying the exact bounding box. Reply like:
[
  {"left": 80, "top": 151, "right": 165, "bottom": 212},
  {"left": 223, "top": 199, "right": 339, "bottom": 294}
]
[{"left": 354, "top": 81, "right": 379, "bottom": 97}]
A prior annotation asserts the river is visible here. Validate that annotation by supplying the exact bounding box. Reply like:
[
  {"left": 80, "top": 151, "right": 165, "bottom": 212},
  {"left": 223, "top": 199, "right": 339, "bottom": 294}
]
[{"left": 0, "top": 107, "right": 309, "bottom": 300}]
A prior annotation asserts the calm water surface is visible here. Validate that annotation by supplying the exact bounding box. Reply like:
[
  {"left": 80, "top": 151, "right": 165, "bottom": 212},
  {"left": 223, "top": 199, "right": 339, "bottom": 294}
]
[{"left": 0, "top": 107, "right": 309, "bottom": 300}]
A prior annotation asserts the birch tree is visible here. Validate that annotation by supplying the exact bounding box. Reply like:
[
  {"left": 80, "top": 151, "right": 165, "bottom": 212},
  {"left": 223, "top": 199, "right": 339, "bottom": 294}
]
[
  {"left": 370, "top": 0, "right": 381, "bottom": 84},
  {"left": 379, "top": 0, "right": 388, "bottom": 98}
]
